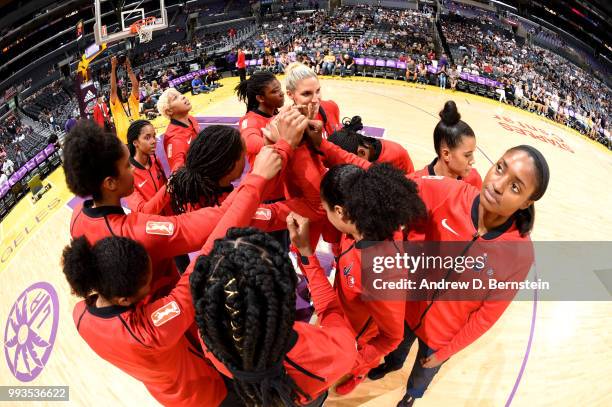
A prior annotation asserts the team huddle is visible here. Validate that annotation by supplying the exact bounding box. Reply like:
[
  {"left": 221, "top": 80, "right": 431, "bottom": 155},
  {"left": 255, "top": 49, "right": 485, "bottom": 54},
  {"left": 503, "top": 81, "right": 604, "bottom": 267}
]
[{"left": 60, "top": 61, "right": 550, "bottom": 407}]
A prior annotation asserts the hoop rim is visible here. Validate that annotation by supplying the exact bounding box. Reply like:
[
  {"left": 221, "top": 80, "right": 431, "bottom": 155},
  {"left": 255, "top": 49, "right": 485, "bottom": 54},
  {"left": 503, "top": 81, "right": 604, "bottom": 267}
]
[{"left": 130, "top": 17, "right": 157, "bottom": 34}]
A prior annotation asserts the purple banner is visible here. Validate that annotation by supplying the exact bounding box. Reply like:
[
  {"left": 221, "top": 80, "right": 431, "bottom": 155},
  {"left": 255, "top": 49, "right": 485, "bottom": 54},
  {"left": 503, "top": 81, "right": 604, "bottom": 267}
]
[
  {"left": 0, "top": 144, "right": 55, "bottom": 199},
  {"left": 477, "top": 76, "right": 486, "bottom": 85}
]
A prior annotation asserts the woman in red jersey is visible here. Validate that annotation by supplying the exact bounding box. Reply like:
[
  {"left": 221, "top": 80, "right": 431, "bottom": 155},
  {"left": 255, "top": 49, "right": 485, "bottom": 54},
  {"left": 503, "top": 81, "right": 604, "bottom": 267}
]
[
  {"left": 236, "top": 71, "right": 285, "bottom": 176},
  {"left": 284, "top": 62, "right": 342, "bottom": 139},
  {"left": 311, "top": 136, "right": 549, "bottom": 407},
  {"left": 61, "top": 146, "right": 284, "bottom": 406},
  {"left": 328, "top": 115, "right": 415, "bottom": 174},
  {"left": 315, "top": 163, "right": 426, "bottom": 396},
  {"left": 157, "top": 88, "right": 200, "bottom": 172},
  {"left": 124, "top": 120, "right": 171, "bottom": 215},
  {"left": 190, "top": 215, "right": 358, "bottom": 407},
  {"left": 411, "top": 101, "right": 482, "bottom": 189}
]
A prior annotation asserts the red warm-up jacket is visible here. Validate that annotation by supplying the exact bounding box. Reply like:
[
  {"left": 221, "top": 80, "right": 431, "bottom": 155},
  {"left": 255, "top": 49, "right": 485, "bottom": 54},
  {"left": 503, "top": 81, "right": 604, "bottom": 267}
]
[
  {"left": 404, "top": 175, "right": 534, "bottom": 362},
  {"left": 200, "top": 254, "right": 357, "bottom": 405},
  {"left": 239, "top": 108, "right": 285, "bottom": 201},
  {"left": 70, "top": 174, "right": 267, "bottom": 300},
  {"left": 411, "top": 157, "right": 482, "bottom": 189},
  {"left": 374, "top": 139, "right": 415, "bottom": 174},
  {"left": 73, "top": 170, "right": 270, "bottom": 406},
  {"left": 163, "top": 116, "right": 200, "bottom": 172},
  {"left": 125, "top": 155, "right": 172, "bottom": 215}
]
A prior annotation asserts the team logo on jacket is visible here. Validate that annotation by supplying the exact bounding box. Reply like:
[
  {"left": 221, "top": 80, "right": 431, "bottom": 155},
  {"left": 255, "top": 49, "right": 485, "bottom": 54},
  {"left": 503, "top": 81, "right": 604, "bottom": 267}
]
[
  {"left": 252, "top": 208, "right": 272, "bottom": 221},
  {"left": 145, "top": 221, "right": 175, "bottom": 236},
  {"left": 167, "top": 144, "right": 172, "bottom": 158},
  {"left": 343, "top": 263, "right": 355, "bottom": 288},
  {"left": 151, "top": 301, "right": 181, "bottom": 326},
  {"left": 422, "top": 175, "right": 444, "bottom": 180}
]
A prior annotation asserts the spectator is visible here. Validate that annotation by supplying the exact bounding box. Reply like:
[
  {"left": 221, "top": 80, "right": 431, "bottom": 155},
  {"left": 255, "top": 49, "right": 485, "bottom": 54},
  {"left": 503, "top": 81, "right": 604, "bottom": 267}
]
[
  {"left": 141, "top": 96, "right": 159, "bottom": 119},
  {"left": 191, "top": 74, "right": 210, "bottom": 95},
  {"left": 340, "top": 53, "right": 355, "bottom": 77},
  {"left": 93, "top": 96, "right": 111, "bottom": 130},
  {"left": 2, "top": 157, "right": 15, "bottom": 177}
]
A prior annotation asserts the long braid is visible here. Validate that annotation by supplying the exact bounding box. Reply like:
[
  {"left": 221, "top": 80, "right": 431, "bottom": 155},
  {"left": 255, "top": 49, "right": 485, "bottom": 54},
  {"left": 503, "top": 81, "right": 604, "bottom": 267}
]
[
  {"left": 190, "top": 228, "right": 305, "bottom": 407},
  {"left": 169, "top": 125, "right": 243, "bottom": 213}
]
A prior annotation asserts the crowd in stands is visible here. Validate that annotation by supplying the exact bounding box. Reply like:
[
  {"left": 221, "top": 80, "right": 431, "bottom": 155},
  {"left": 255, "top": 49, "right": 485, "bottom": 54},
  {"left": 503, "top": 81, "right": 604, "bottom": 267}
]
[
  {"left": 0, "top": 114, "right": 35, "bottom": 182},
  {"left": 229, "top": 4, "right": 608, "bottom": 147},
  {"left": 441, "top": 11, "right": 610, "bottom": 145}
]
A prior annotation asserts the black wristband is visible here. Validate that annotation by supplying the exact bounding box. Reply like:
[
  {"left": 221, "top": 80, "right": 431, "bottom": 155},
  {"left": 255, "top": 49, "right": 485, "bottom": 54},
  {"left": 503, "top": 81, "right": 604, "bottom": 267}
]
[{"left": 300, "top": 255, "right": 310, "bottom": 265}]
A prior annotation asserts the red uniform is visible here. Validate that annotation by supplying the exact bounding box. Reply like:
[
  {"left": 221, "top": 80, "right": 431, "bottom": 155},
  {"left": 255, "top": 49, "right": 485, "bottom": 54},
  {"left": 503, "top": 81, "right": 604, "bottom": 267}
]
[
  {"left": 316, "top": 100, "right": 341, "bottom": 139},
  {"left": 332, "top": 232, "right": 406, "bottom": 376},
  {"left": 181, "top": 141, "right": 325, "bottom": 235},
  {"left": 406, "top": 176, "right": 534, "bottom": 362},
  {"left": 73, "top": 170, "right": 270, "bottom": 407},
  {"left": 201, "top": 254, "right": 357, "bottom": 405},
  {"left": 411, "top": 157, "right": 482, "bottom": 189},
  {"left": 70, "top": 174, "right": 267, "bottom": 300},
  {"left": 373, "top": 139, "right": 414, "bottom": 174},
  {"left": 163, "top": 116, "right": 200, "bottom": 172},
  {"left": 125, "top": 155, "right": 172, "bottom": 215},
  {"left": 239, "top": 109, "right": 284, "bottom": 201}
]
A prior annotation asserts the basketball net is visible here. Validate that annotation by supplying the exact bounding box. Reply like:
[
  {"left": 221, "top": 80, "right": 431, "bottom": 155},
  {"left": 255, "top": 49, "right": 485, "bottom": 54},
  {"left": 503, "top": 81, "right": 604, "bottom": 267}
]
[{"left": 130, "top": 17, "right": 156, "bottom": 43}]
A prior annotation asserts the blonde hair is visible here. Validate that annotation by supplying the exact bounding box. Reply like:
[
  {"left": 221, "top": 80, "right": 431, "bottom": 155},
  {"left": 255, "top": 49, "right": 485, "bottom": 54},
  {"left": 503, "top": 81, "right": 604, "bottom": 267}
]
[
  {"left": 284, "top": 62, "right": 318, "bottom": 92},
  {"left": 156, "top": 88, "right": 180, "bottom": 119}
]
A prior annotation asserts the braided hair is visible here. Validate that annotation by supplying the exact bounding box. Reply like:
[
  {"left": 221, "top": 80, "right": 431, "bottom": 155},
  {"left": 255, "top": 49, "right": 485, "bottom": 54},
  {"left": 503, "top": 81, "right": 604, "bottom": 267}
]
[
  {"left": 328, "top": 116, "right": 383, "bottom": 161},
  {"left": 190, "top": 228, "right": 307, "bottom": 407},
  {"left": 127, "top": 120, "right": 153, "bottom": 157},
  {"left": 169, "top": 125, "right": 244, "bottom": 213},
  {"left": 235, "top": 71, "right": 278, "bottom": 112},
  {"left": 321, "top": 163, "right": 427, "bottom": 241}
]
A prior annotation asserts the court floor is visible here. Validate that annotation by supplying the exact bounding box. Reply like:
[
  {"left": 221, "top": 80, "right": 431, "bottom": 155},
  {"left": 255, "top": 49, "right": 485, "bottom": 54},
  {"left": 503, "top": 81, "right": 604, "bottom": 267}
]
[{"left": 1, "top": 76, "right": 610, "bottom": 406}]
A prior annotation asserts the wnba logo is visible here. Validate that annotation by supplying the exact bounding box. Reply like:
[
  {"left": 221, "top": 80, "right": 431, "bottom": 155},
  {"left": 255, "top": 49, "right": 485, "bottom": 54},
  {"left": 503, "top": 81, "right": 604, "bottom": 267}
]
[{"left": 3, "top": 282, "right": 59, "bottom": 382}]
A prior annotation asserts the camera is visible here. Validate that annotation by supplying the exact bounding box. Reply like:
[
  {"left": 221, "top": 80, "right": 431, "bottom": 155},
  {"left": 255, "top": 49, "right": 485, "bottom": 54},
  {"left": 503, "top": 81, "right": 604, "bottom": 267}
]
[{"left": 117, "top": 53, "right": 127, "bottom": 66}]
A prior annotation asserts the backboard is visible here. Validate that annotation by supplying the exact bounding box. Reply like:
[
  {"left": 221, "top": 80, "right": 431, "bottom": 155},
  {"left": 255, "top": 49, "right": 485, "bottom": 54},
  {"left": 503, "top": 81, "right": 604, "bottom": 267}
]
[{"left": 93, "top": 0, "right": 168, "bottom": 45}]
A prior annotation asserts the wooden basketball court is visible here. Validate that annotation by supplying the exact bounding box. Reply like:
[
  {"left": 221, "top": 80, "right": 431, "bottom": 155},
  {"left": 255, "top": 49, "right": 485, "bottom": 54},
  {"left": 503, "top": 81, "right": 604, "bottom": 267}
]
[{"left": 1, "top": 76, "right": 610, "bottom": 406}]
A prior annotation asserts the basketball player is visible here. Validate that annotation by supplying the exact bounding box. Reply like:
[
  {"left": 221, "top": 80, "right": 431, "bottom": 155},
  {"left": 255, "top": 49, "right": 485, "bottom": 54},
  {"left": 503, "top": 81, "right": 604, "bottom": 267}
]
[
  {"left": 284, "top": 62, "right": 342, "bottom": 138},
  {"left": 191, "top": 215, "right": 358, "bottom": 406},
  {"left": 328, "top": 116, "right": 415, "bottom": 174},
  {"left": 312, "top": 163, "right": 426, "bottom": 395},
  {"left": 411, "top": 101, "right": 482, "bottom": 189},
  {"left": 125, "top": 120, "right": 171, "bottom": 215},
  {"left": 312, "top": 137, "right": 550, "bottom": 406},
  {"left": 236, "top": 71, "right": 285, "bottom": 202},
  {"left": 157, "top": 88, "right": 199, "bottom": 172}
]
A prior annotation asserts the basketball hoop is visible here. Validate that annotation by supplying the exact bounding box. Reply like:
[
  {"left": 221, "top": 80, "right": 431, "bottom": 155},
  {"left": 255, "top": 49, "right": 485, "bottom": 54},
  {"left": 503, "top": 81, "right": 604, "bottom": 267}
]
[{"left": 130, "top": 17, "right": 157, "bottom": 43}]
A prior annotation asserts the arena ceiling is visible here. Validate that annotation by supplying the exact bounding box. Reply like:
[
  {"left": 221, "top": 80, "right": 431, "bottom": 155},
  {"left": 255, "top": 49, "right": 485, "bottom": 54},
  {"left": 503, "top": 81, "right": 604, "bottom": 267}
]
[{"left": 505, "top": 0, "right": 611, "bottom": 56}]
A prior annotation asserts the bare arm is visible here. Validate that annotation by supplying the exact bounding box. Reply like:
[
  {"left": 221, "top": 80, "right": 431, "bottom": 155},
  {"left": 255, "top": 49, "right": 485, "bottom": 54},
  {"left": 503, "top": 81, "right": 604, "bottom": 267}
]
[{"left": 110, "top": 56, "right": 118, "bottom": 104}]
